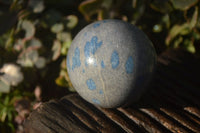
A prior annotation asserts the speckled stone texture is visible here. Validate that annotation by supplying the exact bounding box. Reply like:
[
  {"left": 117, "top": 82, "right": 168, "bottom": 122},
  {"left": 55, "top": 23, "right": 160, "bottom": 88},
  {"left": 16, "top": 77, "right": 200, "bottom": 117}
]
[{"left": 67, "top": 19, "right": 157, "bottom": 108}]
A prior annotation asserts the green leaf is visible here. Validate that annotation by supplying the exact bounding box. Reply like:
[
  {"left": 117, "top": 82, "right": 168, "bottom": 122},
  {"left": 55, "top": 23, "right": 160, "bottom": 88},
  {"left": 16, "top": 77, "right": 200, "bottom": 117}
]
[
  {"left": 61, "top": 41, "right": 71, "bottom": 55},
  {"left": 1, "top": 107, "right": 7, "bottom": 122},
  {"left": 79, "top": 0, "right": 103, "bottom": 21},
  {"left": 56, "top": 32, "right": 71, "bottom": 42},
  {"left": 57, "top": 32, "right": 72, "bottom": 55},
  {"left": 101, "top": 0, "right": 113, "bottom": 9},
  {"left": 27, "top": 38, "right": 42, "bottom": 49},
  {"left": 0, "top": 80, "right": 10, "bottom": 93},
  {"left": 21, "top": 20, "right": 35, "bottom": 38},
  {"left": 162, "top": 14, "right": 170, "bottom": 29},
  {"left": 170, "top": 0, "right": 198, "bottom": 10},
  {"left": 189, "top": 6, "right": 198, "bottom": 29},
  {"left": 14, "top": 39, "right": 24, "bottom": 51},
  {"left": 187, "top": 43, "right": 196, "bottom": 53},
  {"left": 66, "top": 15, "right": 78, "bottom": 29},
  {"left": 51, "top": 23, "right": 64, "bottom": 33},
  {"left": 51, "top": 40, "right": 61, "bottom": 61},
  {"left": 150, "top": 0, "right": 172, "bottom": 13},
  {"left": 166, "top": 7, "right": 198, "bottom": 46},
  {"left": 4, "top": 95, "right": 10, "bottom": 105},
  {"left": 35, "top": 57, "right": 46, "bottom": 69},
  {"left": 132, "top": 0, "right": 137, "bottom": 8},
  {"left": 27, "top": 50, "right": 39, "bottom": 63},
  {"left": 184, "top": 39, "right": 196, "bottom": 53},
  {"left": 29, "top": 0, "right": 45, "bottom": 13},
  {"left": 17, "top": 50, "right": 39, "bottom": 67},
  {"left": 166, "top": 23, "right": 190, "bottom": 45},
  {"left": 68, "top": 87, "right": 76, "bottom": 92},
  {"left": 17, "top": 56, "right": 33, "bottom": 67},
  {"left": 5, "top": 28, "right": 15, "bottom": 50},
  {"left": 7, "top": 110, "right": 13, "bottom": 122},
  {"left": 60, "top": 60, "right": 67, "bottom": 70},
  {"left": 55, "top": 76, "right": 68, "bottom": 87},
  {"left": 174, "top": 36, "right": 183, "bottom": 48},
  {"left": 193, "top": 31, "right": 200, "bottom": 40}
]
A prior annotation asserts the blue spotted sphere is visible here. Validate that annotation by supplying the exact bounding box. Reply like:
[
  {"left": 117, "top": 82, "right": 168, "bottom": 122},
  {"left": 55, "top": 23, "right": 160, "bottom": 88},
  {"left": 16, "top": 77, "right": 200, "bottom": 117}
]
[{"left": 67, "top": 19, "right": 157, "bottom": 108}]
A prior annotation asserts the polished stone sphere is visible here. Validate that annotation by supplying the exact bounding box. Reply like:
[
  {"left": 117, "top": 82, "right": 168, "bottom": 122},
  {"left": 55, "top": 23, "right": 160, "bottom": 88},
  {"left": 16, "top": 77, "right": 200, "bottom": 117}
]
[{"left": 67, "top": 19, "right": 157, "bottom": 108}]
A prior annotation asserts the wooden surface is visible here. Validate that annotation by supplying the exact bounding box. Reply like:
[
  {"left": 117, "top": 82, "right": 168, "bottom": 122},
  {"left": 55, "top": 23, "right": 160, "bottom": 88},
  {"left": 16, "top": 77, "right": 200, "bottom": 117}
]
[{"left": 24, "top": 49, "right": 200, "bottom": 133}]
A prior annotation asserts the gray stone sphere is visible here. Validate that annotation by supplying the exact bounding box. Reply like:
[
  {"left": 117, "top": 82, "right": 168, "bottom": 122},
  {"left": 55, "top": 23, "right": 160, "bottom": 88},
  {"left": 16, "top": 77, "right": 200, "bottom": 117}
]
[{"left": 67, "top": 19, "right": 157, "bottom": 108}]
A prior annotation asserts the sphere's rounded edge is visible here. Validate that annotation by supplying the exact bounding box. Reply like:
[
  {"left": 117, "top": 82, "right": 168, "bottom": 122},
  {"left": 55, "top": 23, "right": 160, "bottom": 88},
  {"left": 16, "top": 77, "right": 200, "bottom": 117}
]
[
  {"left": 66, "top": 19, "right": 157, "bottom": 108},
  {"left": 123, "top": 30, "right": 157, "bottom": 107}
]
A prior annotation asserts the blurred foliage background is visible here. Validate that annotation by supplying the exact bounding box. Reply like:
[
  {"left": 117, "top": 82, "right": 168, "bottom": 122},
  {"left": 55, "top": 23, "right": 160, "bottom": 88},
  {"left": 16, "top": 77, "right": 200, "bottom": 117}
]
[{"left": 0, "top": 0, "right": 199, "bottom": 132}]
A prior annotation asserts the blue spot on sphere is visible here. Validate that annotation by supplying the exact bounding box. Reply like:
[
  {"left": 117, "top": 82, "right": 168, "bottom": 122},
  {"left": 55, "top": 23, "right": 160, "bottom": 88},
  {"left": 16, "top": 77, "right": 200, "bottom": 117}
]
[
  {"left": 84, "top": 36, "right": 102, "bottom": 59},
  {"left": 111, "top": 50, "right": 119, "bottom": 69},
  {"left": 101, "top": 60, "right": 105, "bottom": 68},
  {"left": 72, "top": 47, "right": 81, "bottom": 71},
  {"left": 82, "top": 69, "right": 85, "bottom": 73},
  {"left": 85, "top": 59, "right": 89, "bottom": 67},
  {"left": 84, "top": 36, "right": 102, "bottom": 67},
  {"left": 125, "top": 56, "right": 134, "bottom": 74},
  {"left": 92, "top": 98, "right": 100, "bottom": 104},
  {"left": 86, "top": 79, "right": 96, "bottom": 90},
  {"left": 93, "top": 23, "right": 100, "bottom": 28},
  {"left": 84, "top": 42, "right": 91, "bottom": 58},
  {"left": 99, "top": 90, "right": 103, "bottom": 94}
]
